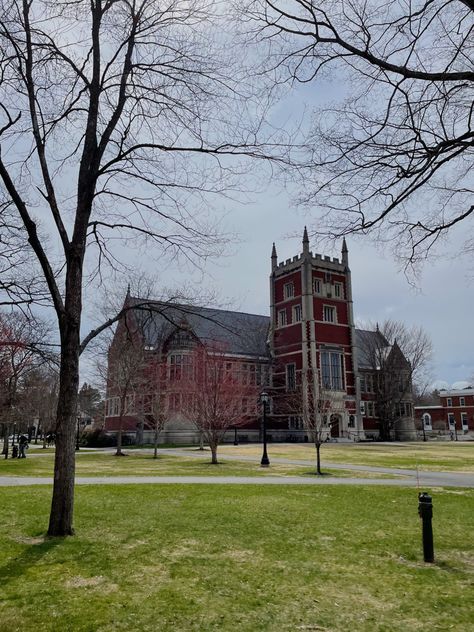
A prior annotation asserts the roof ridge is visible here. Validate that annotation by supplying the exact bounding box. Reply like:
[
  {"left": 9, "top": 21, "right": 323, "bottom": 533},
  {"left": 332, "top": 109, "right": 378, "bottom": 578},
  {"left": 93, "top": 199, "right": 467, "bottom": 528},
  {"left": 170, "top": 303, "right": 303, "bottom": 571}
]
[{"left": 129, "top": 296, "right": 270, "bottom": 319}]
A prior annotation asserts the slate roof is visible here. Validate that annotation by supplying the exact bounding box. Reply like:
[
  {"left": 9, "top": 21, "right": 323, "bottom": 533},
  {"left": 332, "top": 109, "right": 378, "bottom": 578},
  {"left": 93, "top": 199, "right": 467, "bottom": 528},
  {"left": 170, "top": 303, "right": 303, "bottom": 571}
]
[
  {"left": 354, "top": 328, "right": 390, "bottom": 369},
  {"left": 129, "top": 298, "right": 270, "bottom": 358}
]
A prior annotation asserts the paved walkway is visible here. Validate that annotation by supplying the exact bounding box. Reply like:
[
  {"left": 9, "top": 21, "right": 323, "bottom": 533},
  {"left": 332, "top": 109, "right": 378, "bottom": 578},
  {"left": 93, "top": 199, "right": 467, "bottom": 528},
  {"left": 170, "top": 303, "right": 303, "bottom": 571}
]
[
  {"left": 1, "top": 446, "right": 473, "bottom": 488},
  {"left": 0, "top": 474, "right": 460, "bottom": 487}
]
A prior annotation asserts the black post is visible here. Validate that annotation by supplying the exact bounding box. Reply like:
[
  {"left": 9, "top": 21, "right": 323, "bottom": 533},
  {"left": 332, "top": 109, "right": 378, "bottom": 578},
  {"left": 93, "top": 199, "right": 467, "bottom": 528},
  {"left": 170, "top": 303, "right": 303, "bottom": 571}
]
[
  {"left": 233, "top": 426, "right": 238, "bottom": 446},
  {"left": 261, "top": 399, "right": 270, "bottom": 467},
  {"left": 418, "top": 492, "right": 434, "bottom": 563},
  {"left": 422, "top": 423, "right": 426, "bottom": 442},
  {"left": 76, "top": 418, "right": 80, "bottom": 451}
]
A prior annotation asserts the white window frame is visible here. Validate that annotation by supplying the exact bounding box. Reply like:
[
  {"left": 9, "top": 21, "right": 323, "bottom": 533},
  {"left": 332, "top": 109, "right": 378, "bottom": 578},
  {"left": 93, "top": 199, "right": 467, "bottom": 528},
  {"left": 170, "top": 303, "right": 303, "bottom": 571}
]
[
  {"left": 278, "top": 309, "right": 287, "bottom": 327},
  {"left": 334, "top": 282, "right": 343, "bottom": 299},
  {"left": 320, "top": 350, "right": 345, "bottom": 391},
  {"left": 423, "top": 413, "right": 432, "bottom": 430},
  {"left": 313, "top": 278, "right": 321, "bottom": 294},
  {"left": 323, "top": 305, "right": 336, "bottom": 323},
  {"left": 448, "top": 413, "right": 455, "bottom": 428},
  {"left": 447, "top": 397, "right": 452, "bottom": 407},
  {"left": 293, "top": 304, "right": 302, "bottom": 322},
  {"left": 283, "top": 282, "right": 294, "bottom": 300},
  {"left": 460, "top": 397, "right": 465, "bottom": 406},
  {"left": 360, "top": 401, "right": 366, "bottom": 416},
  {"left": 461, "top": 412, "right": 468, "bottom": 428}
]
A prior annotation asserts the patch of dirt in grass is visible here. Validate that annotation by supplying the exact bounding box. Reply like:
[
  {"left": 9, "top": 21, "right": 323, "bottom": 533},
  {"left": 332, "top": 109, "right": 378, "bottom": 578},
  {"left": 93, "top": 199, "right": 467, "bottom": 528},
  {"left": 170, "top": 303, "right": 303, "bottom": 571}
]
[
  {"left": 165, "top": 538, "right": 201, "bottom": 559},
  {"left": 222, "top": 548, "right": 260, "bottom": 563},
  {"left": 123, "top": 539, "right": 147, "bottom": 549},
  {"left": 319, "top": 535, "right": 336, "bottom": 543},
  {"left": 66, "top": 575, "right": 118, "bottom": 592},
  {"left": 13, "top": 535, "right": 47, "bottom": 545},
  {"left": 133, "top": 564, "right": 170, "bottom": 584}
]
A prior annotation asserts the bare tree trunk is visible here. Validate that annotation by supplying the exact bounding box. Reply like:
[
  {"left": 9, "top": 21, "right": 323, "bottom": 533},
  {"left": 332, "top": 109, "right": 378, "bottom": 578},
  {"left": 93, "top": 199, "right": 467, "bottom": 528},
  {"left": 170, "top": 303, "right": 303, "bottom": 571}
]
[
  {"left": 115, "top": 417, "right": 124, "bottom": 456},
  {"left": 199, "top": 430, "right": 204, "bottom": 451},
  {"left": 47, "top": 323, "right": 80, "bottom": 537},
  {"left": 2, "top": 423, "right": 9, "bottom": 459},
  {"left": 315, "top": 442, "right": 322, "bottom": 475},
  {"left": 210, "top": 442, "right": 218, "bottom": 464},
  {"left": 153, "top": 425, "right": 159, "bottom": 459}
]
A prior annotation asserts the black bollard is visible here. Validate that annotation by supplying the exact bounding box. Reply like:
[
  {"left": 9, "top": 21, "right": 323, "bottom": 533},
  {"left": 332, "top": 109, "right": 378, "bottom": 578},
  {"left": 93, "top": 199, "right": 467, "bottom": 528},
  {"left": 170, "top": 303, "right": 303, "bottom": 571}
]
[{"left": 418, "top": 492, "right": 434, "bottom": 563}]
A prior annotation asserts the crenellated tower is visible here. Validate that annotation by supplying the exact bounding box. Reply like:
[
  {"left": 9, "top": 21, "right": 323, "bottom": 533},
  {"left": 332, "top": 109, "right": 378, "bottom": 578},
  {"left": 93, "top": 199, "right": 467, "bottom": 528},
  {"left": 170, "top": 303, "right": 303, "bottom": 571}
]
[{"left": 269, "top": 229, "right": 362, "bottom": 438}]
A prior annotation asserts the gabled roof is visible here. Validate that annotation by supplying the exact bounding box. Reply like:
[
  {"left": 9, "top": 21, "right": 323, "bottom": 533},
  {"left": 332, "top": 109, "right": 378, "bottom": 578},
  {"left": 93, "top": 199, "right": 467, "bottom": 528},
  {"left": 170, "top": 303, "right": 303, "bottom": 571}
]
[
  {"left": 354, "top": 328, "right": 411, "bottom": 371},
  {"left": 354, "top": 328, "right": 390, "bottom": 369},
  {"left": 128, "top": 297, "right": 270, "bottom": 358}
]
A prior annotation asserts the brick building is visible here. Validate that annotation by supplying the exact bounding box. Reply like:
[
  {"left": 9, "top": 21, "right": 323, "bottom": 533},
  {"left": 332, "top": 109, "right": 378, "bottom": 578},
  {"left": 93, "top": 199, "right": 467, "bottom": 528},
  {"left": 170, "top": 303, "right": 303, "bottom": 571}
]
[
  {"left": 105, "top": 230, "right": 416, "bottom": 442},
  {"left": 415, "top": 385, "right": 474, "bottom": 438}
]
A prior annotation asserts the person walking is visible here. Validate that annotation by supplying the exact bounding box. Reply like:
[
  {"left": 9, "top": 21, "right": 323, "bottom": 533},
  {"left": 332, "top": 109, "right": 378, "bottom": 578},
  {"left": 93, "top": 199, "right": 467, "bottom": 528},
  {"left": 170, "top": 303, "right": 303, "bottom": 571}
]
[{"left": 18, "top": 434, "right": 28, "bottom": 458}]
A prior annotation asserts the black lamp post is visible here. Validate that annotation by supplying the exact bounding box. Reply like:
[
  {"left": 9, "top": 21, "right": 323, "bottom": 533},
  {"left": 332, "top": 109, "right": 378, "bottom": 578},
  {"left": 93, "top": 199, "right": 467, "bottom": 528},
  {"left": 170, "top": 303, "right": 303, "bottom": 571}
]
[{"left": 260, "top": 391, "right": 270, "bottom": 467}]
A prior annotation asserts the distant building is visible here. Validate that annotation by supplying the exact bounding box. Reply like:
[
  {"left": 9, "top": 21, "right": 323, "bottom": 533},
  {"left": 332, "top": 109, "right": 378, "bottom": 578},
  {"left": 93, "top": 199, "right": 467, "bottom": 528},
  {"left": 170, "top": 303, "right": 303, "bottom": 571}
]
[
  {"left": 105, "top": 231, "right": 417, "bottom": 442},
  {"left": 415, "top": 385, "right": 474, "bottom": 438}
]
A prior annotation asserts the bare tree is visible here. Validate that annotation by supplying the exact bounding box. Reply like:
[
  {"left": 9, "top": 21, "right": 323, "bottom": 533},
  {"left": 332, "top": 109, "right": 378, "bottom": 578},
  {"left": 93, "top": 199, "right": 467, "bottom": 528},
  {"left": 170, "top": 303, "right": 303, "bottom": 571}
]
[
  {"left": 142, "top": 358, "right": 168, "bottom": 459},
  {"left": 180, "top": 344, "right": 260, "bottom": 464},
  {"left": 358, "top": 320, "right": 432, "bottom": 440},
  {"left": 0, "top": 1, "right": 281, "bottom": 535},
  {"left": 249, "top": 0, "right": 474, "bottom": 269},
  {"left": 0, "top": 310, "right": 55, "bottom": 457},
  {"left": 17, "top": 365, "right": 59, "bottom": 443},
  {"left": 278, "top": 370, "right": 345, "bottom": 475},
  {"left": 106, "top": 320, "right": 148, "bottom": 456}
]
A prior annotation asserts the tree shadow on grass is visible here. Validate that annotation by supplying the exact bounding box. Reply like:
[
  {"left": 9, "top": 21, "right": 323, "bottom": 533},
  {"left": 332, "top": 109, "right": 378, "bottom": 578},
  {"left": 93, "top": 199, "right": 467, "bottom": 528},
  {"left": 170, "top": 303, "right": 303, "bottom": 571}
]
[{"left": 0, "top": 536, "right": 65, "bottom": 583}]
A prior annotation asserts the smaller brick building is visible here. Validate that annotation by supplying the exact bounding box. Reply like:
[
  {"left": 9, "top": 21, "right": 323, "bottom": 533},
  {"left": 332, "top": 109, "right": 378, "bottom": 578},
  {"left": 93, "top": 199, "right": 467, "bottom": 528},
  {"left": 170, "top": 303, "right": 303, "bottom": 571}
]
[{"left": 415, "top": 385, "right": 474, "bottom": 438}]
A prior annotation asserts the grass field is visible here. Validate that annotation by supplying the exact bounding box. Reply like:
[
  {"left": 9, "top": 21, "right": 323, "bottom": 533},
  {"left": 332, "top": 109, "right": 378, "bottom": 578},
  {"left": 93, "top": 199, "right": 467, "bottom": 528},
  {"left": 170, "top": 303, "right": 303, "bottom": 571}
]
[
  {"left": 0, "top": 450, "right": 400, "bottom": 479},
  {"left": 0, "top": 484, "right": 473, "bottom": 631},
  {"left": 218, "top": 442, "right": 474, "bottom": 471}
]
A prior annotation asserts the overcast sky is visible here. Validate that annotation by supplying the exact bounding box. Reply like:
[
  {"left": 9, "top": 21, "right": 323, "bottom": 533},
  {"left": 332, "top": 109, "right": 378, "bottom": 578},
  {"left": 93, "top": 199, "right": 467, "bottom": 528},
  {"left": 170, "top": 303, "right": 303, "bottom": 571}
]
[{"left": 76, "top": 80, "right": 473, "bottom": 390}]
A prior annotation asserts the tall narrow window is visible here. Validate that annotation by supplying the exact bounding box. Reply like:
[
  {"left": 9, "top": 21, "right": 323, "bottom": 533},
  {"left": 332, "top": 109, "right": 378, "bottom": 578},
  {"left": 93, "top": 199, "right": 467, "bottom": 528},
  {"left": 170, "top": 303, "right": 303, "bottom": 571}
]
[
  {"left": 286, "top": 363, "right": 296, "bottom": 391},
  {"left": 278, "top": 309, "right": 287, "bottom": 327},
  {"left": 334, "top": 283, "right": 343, "bottom": 298},
  {"left": 448, "top": 413, "right": 455, "bottom": 427},
  {"left": 323, "top": 305, "right": 336, "bottom": 323},
  {"left": 313, "top": 278, "right": 321, "bottom": 294},
  {"left": 293, "top": 304, "right": 302, "bottom": 322},
  {"left": 460, "top": 397, "right": 465, "bottom": 406},
  {"left": 321, "top": 351, "right": 344, "bottom": 390},
  {"left": 461, "top": 412, "right": 468, "bottom": 428},
  {"left": 447, "top": 397, "right": 452, "bottom": 407},
  {"left": 284, "top": 282, "right": 294, "bottom": 299}
]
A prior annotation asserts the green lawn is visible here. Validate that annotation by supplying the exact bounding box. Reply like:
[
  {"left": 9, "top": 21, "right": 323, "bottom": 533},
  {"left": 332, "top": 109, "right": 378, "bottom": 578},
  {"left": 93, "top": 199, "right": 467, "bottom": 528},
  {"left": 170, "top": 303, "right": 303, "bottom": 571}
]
[
  {"left": 0, "top": 451, "right": 401, "bottom": 479},
  {"left": 0, "top": 485, "right": 473, "bottom": 631},
  {"left": 218, "top": 442, "right": 474, "bottom": 471}
]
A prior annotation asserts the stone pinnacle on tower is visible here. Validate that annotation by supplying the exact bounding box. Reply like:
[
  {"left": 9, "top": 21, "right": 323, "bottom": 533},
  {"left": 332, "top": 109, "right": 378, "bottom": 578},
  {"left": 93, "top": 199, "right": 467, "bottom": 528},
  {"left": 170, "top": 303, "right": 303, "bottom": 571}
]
[
  {"left": 342, "top": 237, "right": 349, "bottom": 267},
  {"left": 302, "top": 226, "right": 310, "bottom": 255},
  {"left": 271, "top": 242, "right": 277, "bottom": 271}
]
